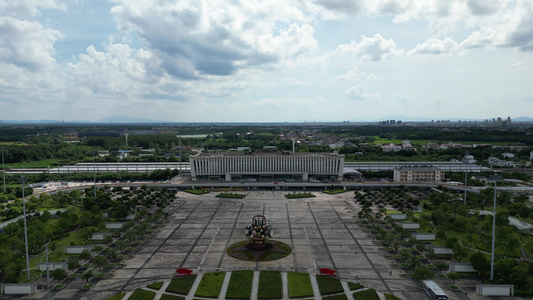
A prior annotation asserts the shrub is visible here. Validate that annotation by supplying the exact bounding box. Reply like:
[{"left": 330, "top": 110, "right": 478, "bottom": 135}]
[{"left": 147, "top": 281, "right": 163, "bottom": 289}]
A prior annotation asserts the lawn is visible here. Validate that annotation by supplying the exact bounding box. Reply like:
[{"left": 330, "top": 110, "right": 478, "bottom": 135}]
[
  {"left": 347, "top": 282, "right": 363, "bottom": 290},
  {"left": 160, "top": 295, "right": 185, "bottom": 300},
  {"left": 194, "top": 271, "right": 226, "bottom": 298},
  {"left": 353, "top": 289, "right": 379, "bottom": 300},
  {"left": 129, "top": 288, "right": 156, "bottom": 300},
  {"left": 258, "top": 271, "right": 282, "bottom": 299},
  {"left": 166, "top": 275, "right": 197, "bottom": 294},
  {"left": 225, "top": 270, "right": 253, "bottom": 299},
  {"left": 287, "top": 272, "right": 313, "bottom": 298},
  {"left": 4, "top": 159, "right": 61, "bottom": 168},
  {"left": 316, "top": 276, "right": 344, "bottom": 295},
  {"left": 147, "top": 282, "right": 163, "bottom": 289},
  {"left": 322, "top": 295, "right": 349, "bottom": 300},
  {"left": 184, "top": 189, "right": 210, "bottom": 195},
  {"left": 105, "top": 292, "right": 125, "bottom": 300},
  {"left": 385, "top": 293, "right": 403, "bottom": 300}
]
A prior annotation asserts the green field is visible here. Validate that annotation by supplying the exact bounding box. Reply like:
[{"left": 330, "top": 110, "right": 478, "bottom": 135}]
[
  {"left": 4, "top": 159, "right": 61, "bottom": 168},
  {"left": 225, "top": 270, "right": 253, "bottom": 299},
  {"left": 287, "top": 272, "right": 313, "bottom": 298},
  {"left": 258, "top": 271, "right": 282, "bottom": 299},
  {"left": 194, "top": 272, "right": 226, "bottom": 298}
]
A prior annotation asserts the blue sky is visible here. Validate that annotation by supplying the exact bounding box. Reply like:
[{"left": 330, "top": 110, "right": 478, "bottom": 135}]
[{"left": 1, "top": 0, "right": 532, "bottom": 122}]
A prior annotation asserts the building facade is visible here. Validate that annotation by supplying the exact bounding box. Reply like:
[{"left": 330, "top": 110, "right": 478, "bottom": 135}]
[
  {"left": 393, "top": 165, "right": 445, "bottom": 182},
  {"left": 189, "top": 152, "right": 345, "bottom": 182}
]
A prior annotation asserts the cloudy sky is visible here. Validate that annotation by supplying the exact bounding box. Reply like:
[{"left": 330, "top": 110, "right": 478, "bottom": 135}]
[{"left": 1, "top": 0, "right": 532, "bottom": 122}]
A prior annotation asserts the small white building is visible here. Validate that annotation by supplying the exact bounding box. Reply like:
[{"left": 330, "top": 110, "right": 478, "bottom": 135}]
[
  {"left": 502, "top": 152, "right": 514, "bottom": 158},
  {"left": 393, "top": 165, "right": 445, "bottom": 182}
]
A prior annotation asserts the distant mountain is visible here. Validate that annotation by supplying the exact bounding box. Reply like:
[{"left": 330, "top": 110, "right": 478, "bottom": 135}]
[
  {"left": 513, "top": 116, "right": 533, "bottom": 122},
  {"left": 96, "top": 115, "right": 167, "bottom": 124}
]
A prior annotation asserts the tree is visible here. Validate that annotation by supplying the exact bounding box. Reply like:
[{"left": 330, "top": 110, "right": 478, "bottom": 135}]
[
  {"left": 81, "top": 269, "right": 93, "bottom": 283},
  {"left": 67, "top": 257, "right": 80, "bottom": 271},
  {"left": 469, "top": 252, "right": 490, "bottom": 273},
  {"left": 51, "top": 268, "right": 67, "bottom": 282},
  {"left": 92, "top": 255, "right": 108, "bottom": 272},
  {"left": 495, "top": 210, "right": 510, "bottom": 227},
  {"left": 103, "top": 235, "right": 113, "bottom": 246},
  {"left": 107, "top": 249, "right": 117, "bottom": 262},
  {"left": 79, "top": 249, "right": 91, "bottom": 262},
  {"left": 448, "top": 272, "right": 459, "bottom": 283},
  {"left": 495, "top": 258, "right": 516, "bottom": 280},
  {"left": 413, "top": 266, "right": 434, "bottom": 280},
  {"left": 435, "top": 262, "right": 449, "bottom": 272}
]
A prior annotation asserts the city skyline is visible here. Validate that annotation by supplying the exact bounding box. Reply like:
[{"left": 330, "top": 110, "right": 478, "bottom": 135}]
[{"left": 1, "top": 0, "right": 532, "bottom": 122}]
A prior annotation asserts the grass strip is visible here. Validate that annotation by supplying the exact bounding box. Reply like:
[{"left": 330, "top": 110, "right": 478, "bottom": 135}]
[
  {"left": 347, "top": 282, "right": 363, "bottom": 290},
  {"left": 288, "top": 272, "right": 313, "bottom": 298},
  {"left": 160, "top": 294, "right": 185, "bottom": 300},
  {"left": 194, "top": 271, "right": 226, "bottom": 298},
  {"left": 353, "top": 289, "right": 379, "bottom": 300},
  {"left": 216, "top": 193, "right": 246, "bottom": 198},
  {"left": 385, "top": 293, "right": 403, "bottom": 300},
  {"left": 316, "top": 276, "right": 344, "bottom": 295},
  {"left": 147, "top": 282, "right": 163, "bottom": 289},
  {"left": 105, "top": 293, "right": 125, "bottom": 300},
  {"left": 129, "top": 288, "right": 156, "bottom": 300},
  {"left": 323, "top": 294, "right": 349, "bottom": 300},
  {"left": 225, "top": 270, "right": 253, "bottom": 299},
  {"left": 166, "top": 275, "right": 197, "bottom": 294},
  {"left": 258, "top": 270, "right": 282, "bottom": 299}
]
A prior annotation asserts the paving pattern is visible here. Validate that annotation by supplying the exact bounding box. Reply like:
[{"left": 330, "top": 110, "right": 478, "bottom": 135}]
[{"left": 57, "top": 191, "right": 432, "bottom": 300}]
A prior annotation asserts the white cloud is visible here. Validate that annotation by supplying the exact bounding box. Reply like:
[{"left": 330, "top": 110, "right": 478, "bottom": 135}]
[
  {"left": 335, "top": 34, "right": 402, "bottom": 61},
  {"left": 510, "top": 61, "right": 529, "bottom": 70},
  {"left": 345, "top": 86, "right": 379, "bottom": 100},
  {"left": 0, "top": 0, "right": 66, "bottom": 18},
  {"left": 336, "top": 67, "right": 360, "bottom": 81},
  {"left": 0, "top": 17, "right": 63, "bottom": 72},
  {"left": 110, "top": 0, "right": 317, "bottom": 79},
  {"left": 409, "top": 38, "right": 458, "bottom": 55}
]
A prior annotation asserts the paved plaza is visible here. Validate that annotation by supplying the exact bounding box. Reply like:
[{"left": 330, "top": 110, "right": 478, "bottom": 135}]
[{"left": 45, "top": 190, "right": 498, "bottom": 300}]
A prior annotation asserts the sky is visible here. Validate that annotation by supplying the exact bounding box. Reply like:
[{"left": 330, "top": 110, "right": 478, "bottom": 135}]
[{"left": 1, "top": 0, "right": 532, "bottom": 123}]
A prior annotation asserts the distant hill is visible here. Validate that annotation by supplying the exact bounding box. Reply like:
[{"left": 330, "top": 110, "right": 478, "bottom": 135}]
[{"left": 96, "top": 116, "right": 167, "bottom": 124}]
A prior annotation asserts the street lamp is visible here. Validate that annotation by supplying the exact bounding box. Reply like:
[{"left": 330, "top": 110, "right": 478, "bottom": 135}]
[
  {"left": 490, "top": 176, "right": 497, "bottom": 281},
  {"left": 2, "top": 146, "right": 6, "bottom": 193},
  {"left": 21, "top": 177, "right": 31, "bottom": 280}
]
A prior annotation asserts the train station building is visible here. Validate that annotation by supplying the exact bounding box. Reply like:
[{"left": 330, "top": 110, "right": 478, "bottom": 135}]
[{"left": 189, "top": 152, "right": 345, "bottom": 182}]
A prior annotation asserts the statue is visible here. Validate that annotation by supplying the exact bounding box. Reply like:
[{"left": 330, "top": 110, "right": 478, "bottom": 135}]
[{"left": 245, "top": 214, "right": 273, "bottom": 250}]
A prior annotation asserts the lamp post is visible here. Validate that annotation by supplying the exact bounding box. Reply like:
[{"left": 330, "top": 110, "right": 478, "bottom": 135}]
[
  {"left": 45, "top": 242, "right": 51, "bottom": 300},
  {"left": 463, "top": 171, "right": 467, "bottom": 205},
  {"left": 93, "top": 152, "right": 96, "bottom": 200},
  {"left": 490, "top": 177, "right": 497, "bottom": 281},
  {"left": 2, "top": 146, "right": 5, "bottom": 193},
  {"left": 21, "top": 177, "right": 30, "bottom": 280}
]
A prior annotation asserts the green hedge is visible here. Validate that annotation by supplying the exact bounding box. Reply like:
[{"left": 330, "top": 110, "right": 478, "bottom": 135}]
[
  {"left": 316, "top": 276, "right": 344, "bottom": 295},
  {"left": 184, "top": 189, "right": 210, "bottom": 195},
  {"left": 258, "top": 271, "right": 282, "bottom": 299},
  {"left": 216, "top": 193, "right": 246, "bottom": 199},
  {"left": 166, "top": 275, "right": 197, "bottom": 295},
  {"left": 285, "top": 193, "right": 316, "bottom": 199},
  {"left": 323, "top": 190, "right": 347, "bottom": 195},
  {"left": 225, "top": 270, "right": 253, "bottom": 299},
  {"left": 195, "top": 272, "right": 226, "bottom": 298},
  {"left": 287, "top": 272, "right": 314, "bottom": 298}
]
